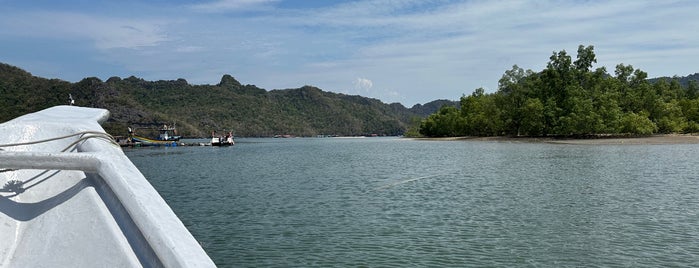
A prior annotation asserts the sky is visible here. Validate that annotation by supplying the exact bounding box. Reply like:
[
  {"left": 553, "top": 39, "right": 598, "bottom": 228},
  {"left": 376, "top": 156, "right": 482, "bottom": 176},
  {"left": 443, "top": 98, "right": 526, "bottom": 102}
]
[{"left": 1, "top": 0, "right": 698, "bottom": 106}]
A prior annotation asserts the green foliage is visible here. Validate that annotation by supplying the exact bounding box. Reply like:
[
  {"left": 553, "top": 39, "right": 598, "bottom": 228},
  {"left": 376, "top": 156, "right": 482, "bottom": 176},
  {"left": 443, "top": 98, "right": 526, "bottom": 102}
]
[
  {"left": 519, "top": 98, "right": 545, "bottom": 136},
  {"left": 419, "top": 106, "right": 466, "bottom": 137},
  {"left": 0, "top": 64, "right": 74, "bottom": 120},
  {"left": 420, "top": 45, "right": 699, "bottom": 137},
  {"left": 655, "top": 100, "right": 687, "bottom": 133},
  {"left": 0, "top": 63, "right": 449, "bottom": 137},
  {"left": 460, "top": 89, "right": 503, "bottom": 136},
  {"left": 404, "top": 116, "right": 424, "bottom": 138},
  {"left": 620, "top": 112, "right": 657, "bottom": 135}
]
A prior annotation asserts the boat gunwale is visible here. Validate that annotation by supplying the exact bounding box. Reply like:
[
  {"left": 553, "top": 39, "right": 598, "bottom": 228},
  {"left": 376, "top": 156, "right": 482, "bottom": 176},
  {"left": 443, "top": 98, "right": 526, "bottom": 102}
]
[{"left": 0, "top": 106, "right": 215, "bottom": 268}]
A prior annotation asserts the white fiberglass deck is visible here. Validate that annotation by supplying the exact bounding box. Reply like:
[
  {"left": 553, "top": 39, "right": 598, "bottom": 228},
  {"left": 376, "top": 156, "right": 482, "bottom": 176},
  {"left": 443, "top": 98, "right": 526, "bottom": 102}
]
[{"left": 0, "top": 106, "right": 215, "bottom": 267}]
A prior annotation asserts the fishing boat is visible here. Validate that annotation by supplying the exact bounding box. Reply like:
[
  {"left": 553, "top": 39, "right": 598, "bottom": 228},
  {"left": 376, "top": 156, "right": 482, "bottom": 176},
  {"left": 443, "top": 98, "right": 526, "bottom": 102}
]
[
  {"left": 211, "top": 131, "right": 235, "bottom": 146},
  {"left": 156, "top": 124, "right": 181, "bottom": 141},
  {"left": 0, "top": 106, "right": 215, "bottom": 267},
  {"left": 129, "top": 124, "right": 181, "bottom": 146}
]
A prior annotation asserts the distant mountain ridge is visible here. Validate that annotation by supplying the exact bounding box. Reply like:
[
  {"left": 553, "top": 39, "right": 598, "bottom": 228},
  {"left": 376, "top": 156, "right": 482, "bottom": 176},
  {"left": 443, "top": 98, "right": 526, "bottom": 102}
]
[
  {"left": 0, "top": 62, "right": 457, "bottom": 137},
  {"left": 648, "top": 73, "right": 699, "bottom": 88}
]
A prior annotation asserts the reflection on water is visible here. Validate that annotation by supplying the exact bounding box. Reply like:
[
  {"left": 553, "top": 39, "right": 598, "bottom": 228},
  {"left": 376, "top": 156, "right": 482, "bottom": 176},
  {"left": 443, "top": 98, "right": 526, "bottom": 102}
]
[{"left": 126, "top": 138, "right": 699, "bottom": 267}]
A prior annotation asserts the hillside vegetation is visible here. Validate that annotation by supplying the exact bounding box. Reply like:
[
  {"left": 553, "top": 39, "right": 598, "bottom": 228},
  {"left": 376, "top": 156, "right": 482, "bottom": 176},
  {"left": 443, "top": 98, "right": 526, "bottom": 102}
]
[
  {"left": 419, "top": 45, "right": 699, "bottom": 137},
  {"left": 0, "top": 63, "right": 456, "bottom": 137}
]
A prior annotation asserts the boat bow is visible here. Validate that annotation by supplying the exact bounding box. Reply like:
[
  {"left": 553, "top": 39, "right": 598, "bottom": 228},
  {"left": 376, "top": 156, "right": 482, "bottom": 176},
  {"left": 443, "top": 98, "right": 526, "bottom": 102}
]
[{"left": 0, "top": 106, "right": 215, "bottom": 267}]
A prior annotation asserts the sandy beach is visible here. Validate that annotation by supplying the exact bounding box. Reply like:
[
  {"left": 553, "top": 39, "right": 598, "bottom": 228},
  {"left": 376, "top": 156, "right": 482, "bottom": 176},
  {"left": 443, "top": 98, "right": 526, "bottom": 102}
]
[{"left": 413, "top": 134, "right": 699, "bottom": 145}]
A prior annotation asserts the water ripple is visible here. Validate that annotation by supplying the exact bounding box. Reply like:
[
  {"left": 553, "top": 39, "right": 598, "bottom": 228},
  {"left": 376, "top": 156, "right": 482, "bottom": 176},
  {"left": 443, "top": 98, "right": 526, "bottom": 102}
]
[{"left": 127, "top": 138, "right": 699, "bottom": 267}]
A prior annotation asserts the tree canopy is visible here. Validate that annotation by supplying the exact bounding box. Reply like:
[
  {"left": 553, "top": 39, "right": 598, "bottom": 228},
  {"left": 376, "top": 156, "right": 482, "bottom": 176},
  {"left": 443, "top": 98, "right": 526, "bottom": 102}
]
[{"left": 420, "top": 45, "right": 699, "bottom": 137}]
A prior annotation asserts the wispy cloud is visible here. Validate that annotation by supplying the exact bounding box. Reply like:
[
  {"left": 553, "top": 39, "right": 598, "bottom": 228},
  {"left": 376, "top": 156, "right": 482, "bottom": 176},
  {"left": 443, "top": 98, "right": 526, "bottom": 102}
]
[
  {"left": 260, "top": 0, "right": 699, "bottom": 104},
  {"left": 189, "top": 0, "right": 279, "bottom": 12},
  {"left": 2, "top": 0, "right": 698, "bottom": 106},
  {"left": 0, "top": 11, "right": 169, "bottom": 50}
]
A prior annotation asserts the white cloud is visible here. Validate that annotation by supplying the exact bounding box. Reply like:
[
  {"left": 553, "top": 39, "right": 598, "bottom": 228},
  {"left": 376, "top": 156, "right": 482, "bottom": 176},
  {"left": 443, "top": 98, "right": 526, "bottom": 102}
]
[
  {"left": 174, "top": 45, "right": 205, "bottom": 53},
  {"left": 189, "top": 0, "right": 279, "bottom": 12},
  {"left": 3, "top": 0, "right": 699, "bottom": 106},
  {"left": 353, "top": 77, "right": 373, "bottom": 92},
  {"left": 266, "top": 0, "right": 699, "bottom": 104}
]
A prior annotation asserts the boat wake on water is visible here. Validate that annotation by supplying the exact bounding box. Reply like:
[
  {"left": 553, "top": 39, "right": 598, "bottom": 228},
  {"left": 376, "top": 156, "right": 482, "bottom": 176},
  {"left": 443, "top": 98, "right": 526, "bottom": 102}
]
[{"left": 373, "top": 173, "right": 454, "bottom": 191}]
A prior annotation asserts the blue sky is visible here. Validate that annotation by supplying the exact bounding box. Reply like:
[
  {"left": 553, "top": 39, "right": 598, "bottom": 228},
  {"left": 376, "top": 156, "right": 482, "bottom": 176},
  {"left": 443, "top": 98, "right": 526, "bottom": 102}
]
[{"left": 1, "top": 0, "right": 698, "bottom": 106}]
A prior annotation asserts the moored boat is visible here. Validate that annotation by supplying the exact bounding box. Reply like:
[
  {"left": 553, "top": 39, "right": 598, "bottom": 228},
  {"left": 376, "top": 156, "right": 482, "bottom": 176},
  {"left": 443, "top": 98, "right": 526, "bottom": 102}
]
[
  {"left": 128, "top": 124, "right": 181, "bottom": 146},
  {"left": 211, "top": 131, "right": 235, "bottom": 146},
  {"left": 156, "top": 124, "right": 181, "bottom": 141}
]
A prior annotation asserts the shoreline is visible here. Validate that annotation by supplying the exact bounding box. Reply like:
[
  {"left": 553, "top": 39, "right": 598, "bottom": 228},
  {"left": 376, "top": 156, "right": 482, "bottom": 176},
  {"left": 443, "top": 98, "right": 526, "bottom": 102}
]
[{"left": 411, "top": 134, "right": 699, "bottom": 145}]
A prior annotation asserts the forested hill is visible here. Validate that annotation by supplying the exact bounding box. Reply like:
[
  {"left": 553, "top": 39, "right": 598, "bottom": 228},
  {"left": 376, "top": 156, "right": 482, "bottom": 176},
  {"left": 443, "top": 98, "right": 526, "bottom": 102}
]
[
  {"left": 0, "top": 63, "right": 453, "bottom": 137},
  {"left": 649, "top": 73, "right": 699, "bottom": 88}
]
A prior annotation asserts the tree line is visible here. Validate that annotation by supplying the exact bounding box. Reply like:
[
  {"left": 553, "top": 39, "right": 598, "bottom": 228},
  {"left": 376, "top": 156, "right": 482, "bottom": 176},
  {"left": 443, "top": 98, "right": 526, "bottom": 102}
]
[{"left": 418, "top": 45, "right": 699, "bottom": 137}]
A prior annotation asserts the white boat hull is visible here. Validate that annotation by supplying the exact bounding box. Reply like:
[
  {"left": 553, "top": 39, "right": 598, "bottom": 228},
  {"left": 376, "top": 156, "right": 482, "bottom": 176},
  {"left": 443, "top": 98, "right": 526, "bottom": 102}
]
[{"left": 0, "top": 106, "right": 215, "bottom": 267}]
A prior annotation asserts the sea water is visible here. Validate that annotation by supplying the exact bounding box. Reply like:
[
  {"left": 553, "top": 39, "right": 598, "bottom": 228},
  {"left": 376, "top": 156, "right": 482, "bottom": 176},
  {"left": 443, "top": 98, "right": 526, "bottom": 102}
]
[{"left": 125, "top": 137, "right": 699, "bottom": 267}]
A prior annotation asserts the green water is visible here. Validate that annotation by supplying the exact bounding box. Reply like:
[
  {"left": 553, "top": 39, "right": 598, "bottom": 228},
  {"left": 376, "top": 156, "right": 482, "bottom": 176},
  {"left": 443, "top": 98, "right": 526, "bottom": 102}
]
[{"left": 125, "top": 137, "right": 699, "bottom": 267}]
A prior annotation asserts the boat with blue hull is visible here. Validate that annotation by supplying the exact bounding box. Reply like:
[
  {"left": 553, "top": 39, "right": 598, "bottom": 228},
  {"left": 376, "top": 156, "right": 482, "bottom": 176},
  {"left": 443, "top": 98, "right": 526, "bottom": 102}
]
[{"left": 128, "top": 124, "right": 181, "bottom": 147}]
